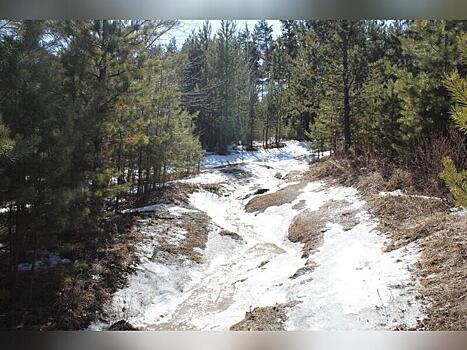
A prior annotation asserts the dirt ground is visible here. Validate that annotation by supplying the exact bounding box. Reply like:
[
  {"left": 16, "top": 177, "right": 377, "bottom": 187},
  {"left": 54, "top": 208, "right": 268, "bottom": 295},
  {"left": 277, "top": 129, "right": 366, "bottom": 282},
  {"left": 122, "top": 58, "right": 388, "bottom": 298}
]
[
  {"left": 245, "top": 182, "right": 307, "bottom": 213},
  {"left": 288, "top": 199, "right": 359, "bottom": 259},
  {"left": 230, "top": 301, "right": 300, "bottom": 331},
  {"left": 139, "top": 209, "right": 211, "bottom": 264}
]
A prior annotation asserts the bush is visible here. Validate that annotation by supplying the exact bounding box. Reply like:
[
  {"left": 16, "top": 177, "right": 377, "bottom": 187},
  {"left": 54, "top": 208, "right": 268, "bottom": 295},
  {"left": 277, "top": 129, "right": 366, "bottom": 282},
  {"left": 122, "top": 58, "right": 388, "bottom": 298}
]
[
  {"left": 387, "top": 169, "right": 414, "bottom": 192},
  {"left": 439, "top": 156, "right": 467, "bottom": 206}
]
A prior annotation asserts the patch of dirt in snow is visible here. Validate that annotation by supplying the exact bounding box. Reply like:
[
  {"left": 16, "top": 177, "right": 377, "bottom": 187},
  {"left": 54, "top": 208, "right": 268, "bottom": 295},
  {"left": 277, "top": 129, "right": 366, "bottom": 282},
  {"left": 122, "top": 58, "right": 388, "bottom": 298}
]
[
  {"left": 290, "top": 261, "right": 318, "bottom": 280},
  {"left": 244, "top": 181, "right": 307, "bottom": 213},
  {"left": 230, "top": 301, "right": 300, "bottom": 331},
  {"left": 218, "top": 229, "right": 244, "bottom": 241},
  {"left": 136, "top": 182, "right": 222, "bottom": 208},
  {"left": 138, "top": 209, "right": 211, "bottom": 264},
  {"left": 219, "top": 165, "right": 254, "bottom": 180},
  {"left": 283, "top": 170, "right": 303, "bottom": 181},
  {"left": 288, "top": 199, "right": 360, "bottom": 259}
]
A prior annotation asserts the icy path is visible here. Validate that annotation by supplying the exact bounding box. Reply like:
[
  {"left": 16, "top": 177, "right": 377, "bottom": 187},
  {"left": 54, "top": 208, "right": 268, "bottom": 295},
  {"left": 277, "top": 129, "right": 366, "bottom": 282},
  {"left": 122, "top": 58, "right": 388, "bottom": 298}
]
[{"left": 90, "top": 141, "right": 423, "bottom": 330}]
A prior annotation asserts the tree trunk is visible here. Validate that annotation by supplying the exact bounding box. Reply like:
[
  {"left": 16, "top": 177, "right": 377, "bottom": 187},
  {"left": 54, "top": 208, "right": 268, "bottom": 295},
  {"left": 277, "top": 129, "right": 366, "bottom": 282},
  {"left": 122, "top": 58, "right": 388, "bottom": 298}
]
[{"left": 341, "top": 21, "right": 351, "bottom": 155}]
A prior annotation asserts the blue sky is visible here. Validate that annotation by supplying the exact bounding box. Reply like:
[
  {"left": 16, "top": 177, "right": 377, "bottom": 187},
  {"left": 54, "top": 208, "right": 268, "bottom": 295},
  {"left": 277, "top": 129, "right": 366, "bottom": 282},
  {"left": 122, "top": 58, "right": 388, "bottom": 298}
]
[{"left": 159, "top": 20, "right": 282, "bottom": 47}]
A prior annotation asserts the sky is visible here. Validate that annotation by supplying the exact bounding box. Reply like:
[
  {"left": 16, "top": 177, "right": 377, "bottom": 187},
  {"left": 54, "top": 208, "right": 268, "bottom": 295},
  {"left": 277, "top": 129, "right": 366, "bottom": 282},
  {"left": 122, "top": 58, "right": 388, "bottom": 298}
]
[{"left": 159, "top": 20, "right": 283, "bottom": 47}]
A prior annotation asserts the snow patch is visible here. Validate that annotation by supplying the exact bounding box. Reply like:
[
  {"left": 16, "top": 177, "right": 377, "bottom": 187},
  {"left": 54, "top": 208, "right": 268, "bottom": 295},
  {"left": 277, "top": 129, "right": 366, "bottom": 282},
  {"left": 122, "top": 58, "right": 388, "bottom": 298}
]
[
  {"left": 201, "top": 140, "right": 312, "bottom": 168},
  {"left": 17, "top": 251, "right": 71, "bottom": 272},
  {"left": 379, "top": 190, "right": 442, "bottom": 201},
  {"left": 122, "top": 204, "right": 197, "bottom": 216}
]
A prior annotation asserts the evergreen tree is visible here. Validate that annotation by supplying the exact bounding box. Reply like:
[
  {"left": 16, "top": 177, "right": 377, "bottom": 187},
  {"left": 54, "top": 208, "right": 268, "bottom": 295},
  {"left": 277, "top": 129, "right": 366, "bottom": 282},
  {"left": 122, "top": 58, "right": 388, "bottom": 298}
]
[{"left": 440, "top": 32, "right": 467, "bottom": 206}]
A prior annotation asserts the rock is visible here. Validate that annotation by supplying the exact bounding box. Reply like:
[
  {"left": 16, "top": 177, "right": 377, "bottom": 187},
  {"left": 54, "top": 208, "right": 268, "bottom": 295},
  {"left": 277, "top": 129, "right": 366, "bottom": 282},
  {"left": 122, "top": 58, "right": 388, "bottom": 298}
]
[
  {"left": 108, "top": 320, "right": 139, "bottom": 331},
  {"left": 254, "top": 188, "right": 269, "bottom": 195},
  {"left": 218, "top": 229, "right": 243, "bottom": 241}
]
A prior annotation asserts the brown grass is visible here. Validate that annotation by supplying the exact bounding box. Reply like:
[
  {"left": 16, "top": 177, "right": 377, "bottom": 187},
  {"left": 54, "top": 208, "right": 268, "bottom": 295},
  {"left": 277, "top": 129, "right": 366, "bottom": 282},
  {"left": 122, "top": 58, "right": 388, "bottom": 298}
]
[
  {"left": 307, "top": 156, "right": 467, "bottom": 330},
  {"left": 52, "top": 214, "right": 142, "bottom": 330},
  {"left": 230, "top": 301, "right": 299, "bottom": 331},
  {"left": 368, "top": 195, "right": 466, "bottom": 330},
  {"left": 288, "top": 199, "right": 359, "bottom": 258},
  {"left": 142, "top": 209, "right": 211, "bottom": 264}
]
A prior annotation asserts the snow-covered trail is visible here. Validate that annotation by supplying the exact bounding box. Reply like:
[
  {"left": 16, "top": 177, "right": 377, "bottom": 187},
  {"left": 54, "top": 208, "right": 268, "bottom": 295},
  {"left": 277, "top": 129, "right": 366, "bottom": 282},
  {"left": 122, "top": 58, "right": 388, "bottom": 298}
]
[{"left": 90, "top": 141, "right": 423, "bottom": 330}]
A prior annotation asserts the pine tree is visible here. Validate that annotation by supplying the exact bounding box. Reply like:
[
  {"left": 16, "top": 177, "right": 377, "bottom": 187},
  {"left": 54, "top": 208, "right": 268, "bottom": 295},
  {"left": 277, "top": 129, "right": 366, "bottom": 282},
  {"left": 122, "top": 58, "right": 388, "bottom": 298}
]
[
  {"left": 394, "top": 20, "right": 465, "bottom": 146},
  {"left": 253, "top": 20, "right": 273, "bottom": 147},
  {"left": 440, "top": 32, "right": 467, "bottom": 206}
]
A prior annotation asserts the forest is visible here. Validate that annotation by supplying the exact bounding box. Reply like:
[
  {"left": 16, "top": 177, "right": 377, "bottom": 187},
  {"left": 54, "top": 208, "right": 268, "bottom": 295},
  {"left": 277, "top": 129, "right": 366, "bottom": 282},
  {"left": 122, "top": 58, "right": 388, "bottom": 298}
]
[{"left": 0, "top": 20, "right": 465, "bottom": 330}]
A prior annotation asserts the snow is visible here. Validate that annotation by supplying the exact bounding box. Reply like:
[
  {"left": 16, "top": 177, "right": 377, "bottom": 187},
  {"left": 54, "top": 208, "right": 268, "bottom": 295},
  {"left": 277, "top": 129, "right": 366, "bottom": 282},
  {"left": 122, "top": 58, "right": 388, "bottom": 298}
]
[
  {"left": 89, "top": 140, "right": 423, "bottom": 330},
  {"left": 450, "top": 206, "right": 467, "bottom": 217},
  {"left": 285, "top": 220, "right": 421, "bottom": 330},
  {"left": 379, "top": 190, "right": 442, "bottom": 201},
  {"left": 17, "top": 251, "right": 71, "bottom": 272},
  {"left": 121, "top": 204, "right": 197, "bottom": 216},
  {"left": 201, "top": 140, "right": 313, "bottom": 168},
  {"left": 177, "top": 171, "right": 230, "bottom": 185}
]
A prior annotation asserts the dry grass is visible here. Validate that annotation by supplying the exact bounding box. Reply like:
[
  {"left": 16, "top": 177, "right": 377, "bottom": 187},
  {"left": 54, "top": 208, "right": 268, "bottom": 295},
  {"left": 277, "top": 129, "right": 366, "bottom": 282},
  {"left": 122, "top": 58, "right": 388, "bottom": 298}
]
[
  {"left": 307, "top": 156, "right": 467, "bottom": 330},
  {"left": 140, "top": 209, "right": 211, "bottom": 264},
  {"left": 368, "top": 195, "right": 466, "bottom": 330},
  {"left": 288, "top": 199, "right": 359, "bottom": 258},
  {"left": 416, "top": 215, "right": 466, "bottom": 330},
  {"left": 367, "top": 196, "right": 448, "bottom": 251},
  {"left": 230, "top": 301, "right": 300, "bottom": 331},
  {"left": 218, "top": 229, "right": 243, "bottom": 241}
]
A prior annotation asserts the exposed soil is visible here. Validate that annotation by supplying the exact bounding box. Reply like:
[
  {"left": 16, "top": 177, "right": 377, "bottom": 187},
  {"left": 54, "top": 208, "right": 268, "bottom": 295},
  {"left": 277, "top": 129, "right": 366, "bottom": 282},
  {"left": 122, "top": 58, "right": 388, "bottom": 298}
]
[
  {"left": 292, "top": 200, "right": 306, "bottom": 210},
  {"left": 288, "top": 199, "right": 359, "bottom": 258},
  {"left": 121, "top": 182, "right": 222, "bottom": 211},
  {"left": 219, "top": 166, "right": 253, "bottom": 180},
  {"left": 230, "top": 301, "right": 300, "bottom": 331},
  {"left": 290, "top": 261, "right": 317, "bottom": 280},
  {"left": 283, "top": 170, "right": 303, "bottom": 181},
  {"left": 245, "top": 182, "right": 307, "bottom": 213},
  {"left": 139, "top": 209, "right": 211, "bottom": 264},
  {"left": 218, "top": 229, "right": 244, "bottom": 241},
  {"left": 108, "top": 319, "right": 139, "bottom": 331}
]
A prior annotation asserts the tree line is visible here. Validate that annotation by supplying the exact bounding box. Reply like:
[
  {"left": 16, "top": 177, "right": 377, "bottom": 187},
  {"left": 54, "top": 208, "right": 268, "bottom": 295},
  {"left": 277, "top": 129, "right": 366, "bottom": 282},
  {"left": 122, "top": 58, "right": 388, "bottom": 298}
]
[
  {"left": 0, "top": 20, "right": 204, "bottom": 311},
  {"left": 178, "top": 19, "right": 465, "bottom": 200}
]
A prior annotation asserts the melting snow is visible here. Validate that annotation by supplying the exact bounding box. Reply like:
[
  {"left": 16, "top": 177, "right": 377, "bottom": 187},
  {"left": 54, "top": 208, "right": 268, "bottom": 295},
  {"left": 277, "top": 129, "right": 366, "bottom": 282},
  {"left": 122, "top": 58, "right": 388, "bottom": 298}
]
[
  {"left": 201, "top": 140, "right": 314, "bottom": 168},
  {"left": 89, "top": 141, "right": 423, "bottom": 330},
  {"left": 122, "top": 204, "right": 197, "bottom": 216}
]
